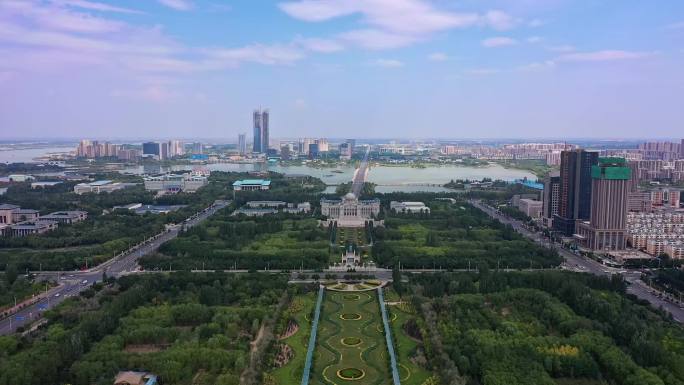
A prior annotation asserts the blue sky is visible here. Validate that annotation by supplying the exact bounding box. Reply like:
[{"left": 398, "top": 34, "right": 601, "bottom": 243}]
[{"left": 0, "top": 0, "right": 683, "bottom": 140}]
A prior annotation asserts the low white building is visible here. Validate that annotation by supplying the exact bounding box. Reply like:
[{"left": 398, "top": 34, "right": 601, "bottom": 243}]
[
  {"left": 74, "top": 180, "right": 136, "bottom": 194},
  {"left": 144, "top": 173, "right": 208, "bottom": 193},
  {"left": 390, "top": 201, "right": 430, "bottom": 214},
  {"left": 39, "top": 211, "right": 88, "bottom": 224},
  {"left": 517, "top": 199, "right": 543, "bottom": 218}
]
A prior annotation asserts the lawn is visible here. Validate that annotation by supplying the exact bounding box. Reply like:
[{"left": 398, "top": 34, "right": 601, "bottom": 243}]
[{"left": 311, "top": 291, "right": 391, "bottom": 385}]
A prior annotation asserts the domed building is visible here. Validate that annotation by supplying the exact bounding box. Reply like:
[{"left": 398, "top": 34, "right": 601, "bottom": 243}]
[{"left": 321, "top": 192, "right": 380, "bottom": 227}]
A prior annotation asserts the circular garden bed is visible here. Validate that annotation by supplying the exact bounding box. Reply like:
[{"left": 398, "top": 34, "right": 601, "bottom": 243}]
[
  {"left": 343, "top": 294, "right": 361, "bottom": 301},
  {"left": 337, "top": 368, "right": 365, "bottom": 380},
  {"left": 340, "top": 313, "right": 362, "bottom": 321},
  {"left": 341, "top": 337, "right": 362, "bottom": 346}
]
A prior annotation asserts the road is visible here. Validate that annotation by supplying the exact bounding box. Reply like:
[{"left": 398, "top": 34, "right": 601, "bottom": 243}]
[
  {"left": 351, "top": 147, "right": 370, "bottom": 197},
  {"left": 470, "top": 199, "right": 684, "bottom": 323},
  {"left": 0, "top": 200, "right": 230, "bottom": 335}
]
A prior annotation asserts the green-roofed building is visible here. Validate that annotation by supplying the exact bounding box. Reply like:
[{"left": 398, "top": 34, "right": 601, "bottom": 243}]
[{"left": 576, "top": 157, "right": 631, "bottom": 251}]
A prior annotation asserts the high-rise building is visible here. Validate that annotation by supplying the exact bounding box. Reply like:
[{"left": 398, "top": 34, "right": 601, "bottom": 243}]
[
  {"left": 576, "top": 157, "right": 631, "bottom": 250},
  {"left": 298, "top": 138, "right": 314, "bottom": 155},
  {"left": 262, "top": 110, "right": 269, "bottom": 153},
  {"left": 168, "top": 140, "right": 184, "bottom": 157},
  {"left": 308, "top": 143, "right": 319, "bottom": 159},
  {"left": 238, "top": 134, "right": 246, "bottom": 155},
  {"left": 339, "top": 143, "right": 352, "bottom": 160},
  {"left": 542, "top": 171, "right": 561, "bottom": 227},
  {"left": 346, "top": 139, "right": 356, "bottom": 154},
  {"left": 142, "top": 142, "right": 160, "bottom": 158},
  {"left": 160, "top": 142, "right": 169, "bottom": 160},
  {"left": 252, "top": 109, "right": 269, "bottom": 153},
  {"left": 190, "top": 142, "right": 203, "bottom": 155},
  {"left": 280, "top": 145, "right": 291, "bottom": 160},
  {"left": 553, "top": 149, "right": 599, "bottom": 237},
  {"left": 315, "top": 138, "right": 329, "bottom": 152}
]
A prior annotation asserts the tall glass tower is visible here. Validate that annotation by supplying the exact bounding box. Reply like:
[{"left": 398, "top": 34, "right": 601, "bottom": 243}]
[{"left": 252, "top": 109, "right": 270, "bottom": 153}]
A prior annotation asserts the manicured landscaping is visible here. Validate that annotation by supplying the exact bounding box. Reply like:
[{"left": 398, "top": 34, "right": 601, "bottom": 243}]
[{"left": 311, "top": 291, "right": 390, "bottom": 385}]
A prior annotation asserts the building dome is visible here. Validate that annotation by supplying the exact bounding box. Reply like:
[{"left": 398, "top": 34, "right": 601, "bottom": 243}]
[{"left": 344, "top": 192, "right": 356, "bottom": 200}]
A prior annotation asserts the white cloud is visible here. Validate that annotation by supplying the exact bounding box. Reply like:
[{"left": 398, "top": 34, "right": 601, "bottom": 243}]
[
  {"left": 528, "top": 18, "right": 545, "bottom": 27},
  {"left": 369, "top": 58, "right": 404, "bottom": 67},
  {"left": 50, "top": 0, "right": 143, "bottom": 14},
  {"left": 557, "top": 50, "right": 655, "bottom": 62},
  {"left": 1, "top": 1, "right": 124, "bottom": 33},
  {"left": 482, "top": 10, "right": 519, "bottom": 31},
  {"left": 428, "top": 52, "right": 448, "bottom": 61},
  {"left": 517, "top": 61, "right": 555, "bottom": 72},
  {"left": 546, "top": 44, "right": 575, "bottom": 53},
  {"left": 157, "top": 0, "right": 193, "bottom": 11},
  {"left": 279, "top": 0, "right": 481, "bottom": 35},
  {"left": 482, "top": 37, "right": 518, "bottom": 48},
  {"left": 338, "top": 29, "right": 418, "bottom": 50},
  {"left": 296, "top": 37, "right": 344, "bottom": 53},
  {"left": 527, "top": 36, "right": 542, "bottom": 43},
  {"left": 466, "top": 68, "right": 500, "bottom": 75},
  {"left": 279, "top": 0, "right": 520, "bottom": 50}
]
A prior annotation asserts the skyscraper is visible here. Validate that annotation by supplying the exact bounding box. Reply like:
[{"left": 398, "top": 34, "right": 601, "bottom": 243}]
[
  {"left": 553, "top": 149, "right": 599, "bottom": 237},
  {"left": 238, "top": 133, "right": 246, "bottom": 155},
  {"left": 577, "top": 157, "right": 631, "bottom": 250},
  {"left": 542, "top": 171, "right": 560, "bottom": 227},
  {"left": 191, "top": 142, "right": 203, "bottom": 155},
  {"left": 142, "top": 142, "right": 160, "bottom": 158},
  {"left": 262, "top": 109, "right": 269, "bottom": 154},
  {"left": 168, "top": 140, "right": 184, "bottom": 157},
  {"left": 252, "top": 109, "right": 269, "bottom": 153},
  {"left": 160, "top": 142, "right": 169, "bottom": 160}
]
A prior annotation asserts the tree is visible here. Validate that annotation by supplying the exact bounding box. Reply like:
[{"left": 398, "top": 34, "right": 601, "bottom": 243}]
[
  {"left": 5, "top": 263, "right": 18, "bottom": 285},
  {"left": 393, "top": 262, "right": 404, "bottom": 298}
]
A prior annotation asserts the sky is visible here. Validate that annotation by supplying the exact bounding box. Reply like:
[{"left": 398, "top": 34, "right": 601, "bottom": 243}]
[{"left": 0, "top": 0, "right": 683, "bottom": 140}]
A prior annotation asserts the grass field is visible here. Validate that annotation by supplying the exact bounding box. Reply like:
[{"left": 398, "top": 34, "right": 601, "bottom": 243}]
[
  {"left": 311, "top": 291, "right": 392, "bottom": 385},
  {"left": 271, "top": 293, "right": 316, "bottom": 385}
]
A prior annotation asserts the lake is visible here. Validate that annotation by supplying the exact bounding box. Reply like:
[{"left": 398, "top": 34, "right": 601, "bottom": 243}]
[{"left": 120, "top": 162, "right": 537, "bottom": 193}]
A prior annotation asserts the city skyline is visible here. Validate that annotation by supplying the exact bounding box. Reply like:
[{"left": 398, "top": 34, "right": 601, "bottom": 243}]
[{"left": 1, "top": 0, "right": 683, "bottom": 139}]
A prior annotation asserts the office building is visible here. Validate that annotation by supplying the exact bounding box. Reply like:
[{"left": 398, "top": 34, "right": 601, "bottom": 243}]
[
  {"left": 74, "top": 180, "right": 136, "bottom": 194},
  {"left": 144, "top": 173, "right": 208, "bottom": 193},
  {"left": 253, "top": 109, "right": 269, "bottom": 153},
  {"left": 315, "top": 138, "right": 329, "bottom": 152},
  {"left": 308, "top": 143, "right": 320, "bottom": 159},
  {"left": 160, "top": 142, "right": 169, "bottom": 160},
  {"left": 517, "top": 199, "right": 543, "bottom": 218},
  {"left": 168, "top": 140, "right": 184, "bottom": 157},
  {"left": 390, "top": 201, "right": 430, "bottom": 214},
  {"left": 346, "top": 139, "right": 356, "bottom": 154},
  {"left": 232, "top": 179, "right": 271, "bottom": 191},
  {"left": 142, "top": 142, "right": 160, "bottom": 158},
  {"left": 238, "top": 134, "right": 247, "bottom": 155},
  {"left": 542, "top": 171, "right": 561, "bottom": 227},
  {"left": 190, "top": 142, "right": 203, "bottom": 155},
  {"left": 339, "top": 142, "right": 352, "bottom": 160},
  {"left": 576, "top": 158, "right": 631, "bottom": 250},
  {"left": 553, "top": 149, "right": 599, "bottom": 236},
  {"left": 39, "top": 211, "right": 88, "bottom": 224}
]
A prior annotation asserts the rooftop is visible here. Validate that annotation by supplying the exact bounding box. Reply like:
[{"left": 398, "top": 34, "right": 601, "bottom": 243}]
[{"left": 233, "top": 179, "right": 271, "bottom": 186}]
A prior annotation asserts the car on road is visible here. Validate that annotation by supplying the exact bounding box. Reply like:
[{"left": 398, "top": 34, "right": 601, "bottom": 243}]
[
  {"left": 54, "top": 293, "right": 60, "bottom": 297},
  {"left": 81, "top": 279, "right": 88, "bottom": 285}
]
